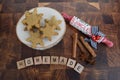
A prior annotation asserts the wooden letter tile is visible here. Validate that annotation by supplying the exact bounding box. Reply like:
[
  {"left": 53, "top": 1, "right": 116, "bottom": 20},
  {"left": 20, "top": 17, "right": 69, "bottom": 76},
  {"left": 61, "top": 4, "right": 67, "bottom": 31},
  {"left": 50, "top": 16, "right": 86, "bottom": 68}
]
[
  {"left": 67, "top": 58, "right": 76, "bottom": 68},
  {"left": 59, "top": 56, "right": 68, "bottom": 65},
  {"left": 42, "top": 56, "right": 50, "bottom": 64},
  {"left": 34, "top": 56, "right": 42, "bottom": 65},
  {"left": 25, "top": 57, "right": 34, "bottom": 67},
  {"left": 51, "top": 56, "right": 59, "bottom": 64},
  {"left": 17, "top": 60, "right": 26, "bottom": 69},
  {"left": 74, "top": 63, "right": 84, "bottom": 74}
]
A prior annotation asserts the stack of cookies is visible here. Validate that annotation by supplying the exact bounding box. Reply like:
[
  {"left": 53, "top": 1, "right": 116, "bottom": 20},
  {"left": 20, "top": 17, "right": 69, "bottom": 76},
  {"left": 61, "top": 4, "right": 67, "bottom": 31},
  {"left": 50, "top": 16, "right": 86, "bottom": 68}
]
[{"left": 22, "top": 8, "right": 62, "bottom": 48}]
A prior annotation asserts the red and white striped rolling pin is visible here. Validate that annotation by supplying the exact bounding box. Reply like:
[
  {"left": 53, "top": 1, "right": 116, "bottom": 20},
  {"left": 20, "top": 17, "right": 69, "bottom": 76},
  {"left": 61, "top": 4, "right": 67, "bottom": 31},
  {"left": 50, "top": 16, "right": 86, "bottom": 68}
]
[{"left": 61, "top": 12, "right": 113, "bottom": 48}]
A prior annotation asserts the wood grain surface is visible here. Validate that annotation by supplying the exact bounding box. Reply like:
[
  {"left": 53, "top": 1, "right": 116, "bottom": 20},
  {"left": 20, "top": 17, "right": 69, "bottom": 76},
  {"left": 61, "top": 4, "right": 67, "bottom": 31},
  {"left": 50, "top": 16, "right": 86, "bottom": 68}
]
[{"left": 0, "top": 0, "right": 120, "bottom": 80}]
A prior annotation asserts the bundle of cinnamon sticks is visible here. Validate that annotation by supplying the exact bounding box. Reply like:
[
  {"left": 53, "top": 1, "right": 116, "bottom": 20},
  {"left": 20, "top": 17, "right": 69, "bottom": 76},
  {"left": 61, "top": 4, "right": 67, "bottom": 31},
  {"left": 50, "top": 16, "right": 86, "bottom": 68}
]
[{"left": 72, "top": 33, "right": 96, "bottom": 65}]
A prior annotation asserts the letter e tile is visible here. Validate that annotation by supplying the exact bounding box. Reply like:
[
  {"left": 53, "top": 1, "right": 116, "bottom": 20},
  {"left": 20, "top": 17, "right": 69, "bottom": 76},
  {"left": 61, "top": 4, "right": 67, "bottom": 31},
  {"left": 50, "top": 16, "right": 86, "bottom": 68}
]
[
  {"left": 42, "top": 56, "right": 50, "bottom": 64},
  {"left": 74, "top": 63, "right": 84, "bottom": 74}
]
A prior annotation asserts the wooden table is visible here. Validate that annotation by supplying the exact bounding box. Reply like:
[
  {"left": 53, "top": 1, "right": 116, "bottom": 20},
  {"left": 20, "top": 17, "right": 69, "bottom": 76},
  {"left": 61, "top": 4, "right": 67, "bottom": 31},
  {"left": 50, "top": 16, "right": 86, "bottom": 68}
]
[{"left": 0, "top": 0, "right": 120, "bottom": 80}]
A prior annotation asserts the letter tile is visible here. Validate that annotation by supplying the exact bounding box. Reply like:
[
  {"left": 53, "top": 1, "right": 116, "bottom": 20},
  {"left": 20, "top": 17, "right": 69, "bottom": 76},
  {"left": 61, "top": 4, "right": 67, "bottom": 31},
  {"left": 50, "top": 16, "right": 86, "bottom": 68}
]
[
  {"left": 25, "top": 57, "right": 34, "bottom": 67},
  {"left": 42, "top": 56, "right": 50, "bottom": 64},
  {"left": 74, "top": 63, "right": 84, "bottom": 74},
  {"left": 59, "top": 56, "right": 68, "bottom": 65},
  {"left": 34, "top": 56, "right": 42, "bottom": 65},
  {"left": 17, "top": 60, "right": 26, "bottom": 69},
  {"left": 51, "top": 56, "right": 59, "bottom": 64},
  {"left": 67, "top": 58, "right": 76, "bottom": 68}
]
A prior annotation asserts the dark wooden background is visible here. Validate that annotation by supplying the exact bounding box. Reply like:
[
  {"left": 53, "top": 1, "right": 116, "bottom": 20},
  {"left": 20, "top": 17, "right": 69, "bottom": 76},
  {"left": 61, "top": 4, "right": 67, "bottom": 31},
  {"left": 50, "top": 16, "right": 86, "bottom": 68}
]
[{"left": 0, "top": 0, "right": 120, "bottom": 80}]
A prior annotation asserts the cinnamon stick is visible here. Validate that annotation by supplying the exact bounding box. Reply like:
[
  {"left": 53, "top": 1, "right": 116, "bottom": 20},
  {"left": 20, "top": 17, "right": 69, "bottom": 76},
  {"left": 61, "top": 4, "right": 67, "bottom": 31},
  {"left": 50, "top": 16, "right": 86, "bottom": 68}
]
[
  {"left": 77, "top": 39, "right": 90, "bottom": 63},
  {"left": 79, "top": 36, "right": 96, "bottom": 58},
  {"left": 72, "top": 33, "right": 78, "bottom": 58},
  {"left": 77, "top": 39, "right": 88, "bottom": 54}
]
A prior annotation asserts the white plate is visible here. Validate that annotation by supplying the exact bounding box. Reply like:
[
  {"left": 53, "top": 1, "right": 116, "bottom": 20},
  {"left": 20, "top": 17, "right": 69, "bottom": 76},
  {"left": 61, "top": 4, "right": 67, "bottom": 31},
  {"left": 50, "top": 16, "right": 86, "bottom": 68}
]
[{"left": 16, "top": 7, "right": 66, "bottom": 50}]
